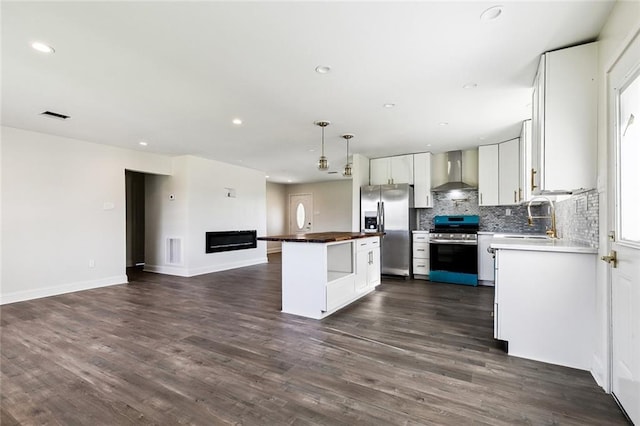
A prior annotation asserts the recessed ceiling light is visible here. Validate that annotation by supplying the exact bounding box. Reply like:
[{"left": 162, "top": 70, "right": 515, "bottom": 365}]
[
  {"left": 479, "top": 136, "right": 487, "bottom": 141},
  {"left": 139, "top": 141, "right": 148, "bottom": 146},
  {"left": 266, "top": 175, "right": 270, "bottom": 179},
  {"left": 383, "top": 103, "right": 396, "bottom": 108},
  {"left": 463, "top": 83, "right": 478, "bottom": 89},
  {"left": 308, "top": 148, "right": 316, "bottom": 152},
  {"left": 232, "top": 118, "right": 242, "bottom": 125},
  {"left": 480, "top": 5, "right": 503, "bottom": 20},
  {"left": 427, "top": 144, "right": 432, "bottom": 147},
  {"left": 287, "top": 179, "right": 293, "bottom": 183},
  {"left": 31, "top": 41, "right": 55, "bottom": 54},
  {"left": 439, "top": 122, "right": 449, "bottom": 126},
  {"left": 315, "top": 65, "right": 331, "bottom": 74}
]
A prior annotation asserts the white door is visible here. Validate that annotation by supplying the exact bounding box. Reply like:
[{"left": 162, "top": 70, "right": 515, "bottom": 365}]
[
  {"left": 608, "top": 31, "right": 640, "bottom": 425},
  {"left": 289, "top": 194, "right": 313, "bottom": 234}
]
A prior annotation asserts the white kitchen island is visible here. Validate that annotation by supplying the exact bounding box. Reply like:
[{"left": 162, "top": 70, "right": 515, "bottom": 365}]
[
  {"left": 491, "top": 237, "right": 598, "bottom": 370},
  {"left": 258, "top": 232, "right": 382, "bottom": 320}
]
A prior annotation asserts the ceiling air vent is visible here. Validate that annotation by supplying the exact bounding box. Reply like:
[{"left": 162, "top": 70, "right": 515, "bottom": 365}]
[
  {"left": 327, "top": 171, "right": 338, "bottom": 174},
  {"left": 40, "top": 111, "right": 70, "bottom": 120}
]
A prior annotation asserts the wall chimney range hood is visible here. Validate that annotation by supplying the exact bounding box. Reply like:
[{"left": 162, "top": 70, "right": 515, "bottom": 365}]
[{"left": 431, "top": 150, "right": 476, "bottom": 192}]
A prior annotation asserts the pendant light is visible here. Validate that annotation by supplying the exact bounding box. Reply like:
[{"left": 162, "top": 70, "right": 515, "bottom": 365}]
[
  {"left": 314, "top": 120, "right": 330, "bottom": 171},
  {"left": 341, "top": 133, "right": 354, "bottom": 177}
]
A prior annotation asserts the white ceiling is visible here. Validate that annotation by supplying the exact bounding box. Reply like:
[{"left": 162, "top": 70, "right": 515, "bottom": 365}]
[{"left": 1, "top": 1, "right": 614, "bottom": 183}]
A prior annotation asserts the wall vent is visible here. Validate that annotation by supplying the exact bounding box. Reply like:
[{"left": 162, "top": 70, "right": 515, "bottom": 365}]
[
  {"left": 40, "top": 110, "right": 70, "bottom": 120},
  {"left": 166, "top": 238, "right": 183, "bottom": 265}
]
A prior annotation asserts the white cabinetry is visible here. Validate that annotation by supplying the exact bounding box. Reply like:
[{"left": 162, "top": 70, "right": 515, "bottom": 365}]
[
  {"left": 530, "top": 42, "right": 598, "bottom": 194},
  {"left": 370, "top": 155, "right": 414, "bottom": 185},
  {"left": 493, "top": 247, "right": 596, "bottom": 370},
  {"left": 519, "top": 120, "right": 532, "bottom": 202},
  {"left": 412, "top": 231, "right": 430, "bottom": 279},
  {"left": 281, "top": 236, "right": 381, "bottom": 319},
  {"left": 479, "top": 140, "right": 520, "bottom": 206},
  {"left": 478, "top": 144, "right": 499, "bottom": 206},
  {"left": 355, "top": 237, "right": 380, "bottom": 291},
  {"left": 499, "top": 139, "right": 520, "bottom": 205},
  {"left": 477, "top": 233, "right": 495, "bottom": 285},
  {"left": 413, "top": 152, "right": 432, "bottom": 208}
]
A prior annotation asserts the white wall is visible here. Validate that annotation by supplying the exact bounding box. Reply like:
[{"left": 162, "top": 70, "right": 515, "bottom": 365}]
[
  {"left": 592, "top": 1, "right": 640, "bottom": 390},
  {"left": 266, "top": 182, "right": 287, "bottom": 253},
  {"left": 286, "top": 180, "right": 352, "bottom": 233},
  {"left": 1, "top": 126, "right": 172, "bottom": 304},
  {"left": 351, "top": 154, "right": 369, "bottom": 232},
  {"left": 144, "top": 155, "right": 267, "bottom": 276}
]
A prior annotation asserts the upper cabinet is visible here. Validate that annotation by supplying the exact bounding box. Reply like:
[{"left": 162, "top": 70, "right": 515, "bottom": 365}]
[
  {"left": 530, "top": 42, "right": 598, "bottom": 195},
  {"left": 478, "top": 140, "right": 519, "bottom": 206},
  {"left": 520, "top": 120, "right": 532, "bottom": 202},
  {"left": 478, "top": 144, "right": 499, "bottom": 206},
  {"left": 413, "top": 152, "right": 432, "bottom": 208},
  {"left": 370, "top": 154, "right": 414, "bottom": 185}
]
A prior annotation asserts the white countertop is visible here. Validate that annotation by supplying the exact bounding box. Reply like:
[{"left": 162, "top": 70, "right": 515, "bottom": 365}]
[{"left": 490, "top": 237, "right": 597, "bottom": 254}]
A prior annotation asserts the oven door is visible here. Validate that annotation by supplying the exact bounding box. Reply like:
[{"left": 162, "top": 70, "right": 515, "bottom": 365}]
[{"left": 429, "top": 240, "right": 478, "bottom": 286}]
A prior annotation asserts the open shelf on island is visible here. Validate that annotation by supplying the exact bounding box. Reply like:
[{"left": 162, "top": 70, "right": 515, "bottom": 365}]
[{"left": 326, "top": 241, "right": 354, "bottom": 283}]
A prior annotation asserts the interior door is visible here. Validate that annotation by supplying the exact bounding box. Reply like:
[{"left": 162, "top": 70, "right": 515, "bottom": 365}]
[
  {"left": 289, "top": 194, "right": 313, "bottom": 234},
  {"left": 608, "top": 31, "right": 640, "bottom": 425}
]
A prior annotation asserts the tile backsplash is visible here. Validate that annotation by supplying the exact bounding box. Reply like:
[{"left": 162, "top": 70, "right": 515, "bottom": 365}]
[{"left": 416, "top": 188, "right": 599, "bottom": 246}]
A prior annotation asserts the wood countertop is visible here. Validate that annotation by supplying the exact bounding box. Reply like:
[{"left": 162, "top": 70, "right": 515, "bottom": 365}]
[{"left": 257, "top": 232, "right": 383, "bottom": 243}]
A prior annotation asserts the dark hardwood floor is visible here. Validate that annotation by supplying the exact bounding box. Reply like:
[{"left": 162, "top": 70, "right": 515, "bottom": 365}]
[{"left": 1, "top": 254, "right": 628, "bottom": 425}]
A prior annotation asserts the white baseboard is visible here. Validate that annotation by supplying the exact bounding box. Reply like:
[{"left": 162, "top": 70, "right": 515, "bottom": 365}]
[
  {"left": 0, "top": 275, "right": 128, "bottom": 305},
  {"left": 591, "top": 354, "right": 609, "bottom": 392},
  {"left": 144, "top": 257, "right": 268, "bottom": 278}
]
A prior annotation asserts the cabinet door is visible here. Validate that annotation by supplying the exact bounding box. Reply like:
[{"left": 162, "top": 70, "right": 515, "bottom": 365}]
[
  {"left": 478, "top": 144, "right": 499, "bottom": 206},
  {"left": 390, "top": 155, "right": 414, "bottom": 184},
  {"left": 370, "top": 158, "right": 390, "bottom": 185},
  {"left": 368, "top": 247, "right": 381, "bottom": 287},
  {"left": 520, "top": 120, "right": 532, "bottom": 202},
  {"left": 355, "top": 247, "right": 369, "bottom": 291},
  {"left": 531, "top": 55, "right": 545, "bottom": 194},
  {"left": 413, "top": 153, "right": 432, "bottom": 208},
  {"left": 498, "top": 139, "right": 520, "bottom": 205}
]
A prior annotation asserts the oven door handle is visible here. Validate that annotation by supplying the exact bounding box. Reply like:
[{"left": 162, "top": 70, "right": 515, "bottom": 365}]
[{"left": 430, "top": 239, "right": 478, "bottom": 245}]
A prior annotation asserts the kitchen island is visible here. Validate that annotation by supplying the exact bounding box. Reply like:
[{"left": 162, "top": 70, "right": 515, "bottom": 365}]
[
  {"left": 490, "top": 237, "right": 598, "bottom": 370},
  {"left": 258, "top": 232, "right": 382, "bottom": 319}
]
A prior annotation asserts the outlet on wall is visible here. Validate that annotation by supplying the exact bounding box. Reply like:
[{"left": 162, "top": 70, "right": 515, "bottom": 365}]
[{"left": 88, "top": 259, "right": 95, "bottom": 268}]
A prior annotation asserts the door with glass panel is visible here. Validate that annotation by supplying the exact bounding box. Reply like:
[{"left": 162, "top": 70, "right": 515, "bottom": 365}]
[
  {"left": 289, "top": 194, "right": 313, "bottom": 234},
  {"left": 608, "top": 30, "right": 640, "bottom": 425}
]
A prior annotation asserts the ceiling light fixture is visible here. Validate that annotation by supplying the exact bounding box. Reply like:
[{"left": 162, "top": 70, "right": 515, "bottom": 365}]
[
  {"left": 341, "top": 133, "right": 354, "bottom": 177},
  {"left": 315, "top": 65, "right": 331, "bottom": 74},
  {"left": 31, "top": 41, "right": 55, "bottom": 54},
  {"left": 480, "top": 5, "right": 503, "bottom": 20},
  {"left": 232, "top": 118, "right": 242, "bottom": 125},
  {"left": 139, "top": 141, "right": 148, "bottom": 146},
  {"left": 463, "top": 83, "right": 478, "bottom": 89},
  {"left": 439, "top": 122, "right": 449, "bottom": 126},
  {"left": 383, "top": 103, "right": 396, "bottom": 108},
  {"left": 314, "top": 120, "right": 331, "bottom": 171}
]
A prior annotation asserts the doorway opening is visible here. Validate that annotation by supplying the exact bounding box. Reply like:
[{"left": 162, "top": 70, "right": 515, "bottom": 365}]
[{"left": 125, "top": 170, "right": 147, "bottom": 279}]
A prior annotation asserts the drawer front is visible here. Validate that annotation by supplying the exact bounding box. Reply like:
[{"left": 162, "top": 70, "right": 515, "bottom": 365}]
[
  {"left": 357, "top": 237, "right": 380, "bottom": 251},
  {"left": 413, "top": 259, "right": 430, "bottom": 275},
  {"left": 413, "top": 232, "right": 430, "bottom": 243},
  {"left": 413, "top": 242, "right": 429, "bottom": 259}
]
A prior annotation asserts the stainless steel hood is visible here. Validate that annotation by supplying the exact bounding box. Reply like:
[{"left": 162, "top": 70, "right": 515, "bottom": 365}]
[{"left": 431, "top": 150, "right": 476, "bottom": 192}]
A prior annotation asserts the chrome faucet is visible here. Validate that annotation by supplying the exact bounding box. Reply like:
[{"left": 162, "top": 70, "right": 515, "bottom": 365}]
[{"left": 527, "top": 195, "right": 558, "bottom": 239}]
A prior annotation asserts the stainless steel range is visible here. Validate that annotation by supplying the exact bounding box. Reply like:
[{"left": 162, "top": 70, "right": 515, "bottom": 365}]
[{"left": 429, "top": 215, "right": 479, "bottom": 286}]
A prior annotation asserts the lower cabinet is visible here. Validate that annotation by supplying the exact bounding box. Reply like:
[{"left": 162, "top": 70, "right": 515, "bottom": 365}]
[
  {"left": 412, "top": 231, "right": 430, "bottom": 279},
  {"left": 356, "top": 237, "right": 380, "bottom": 291},
  {"left": 493, "top": 248, "right": 596, "bottom": 370}
]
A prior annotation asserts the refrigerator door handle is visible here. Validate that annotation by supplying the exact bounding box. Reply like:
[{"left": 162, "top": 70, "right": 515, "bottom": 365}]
[{"left": 380, "top": 201, "right": 385, "bottom": 232}]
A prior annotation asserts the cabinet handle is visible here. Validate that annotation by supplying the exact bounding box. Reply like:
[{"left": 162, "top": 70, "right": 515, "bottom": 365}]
[
  {"left": 531, "top": 168, "right": 538, "bottom": 191},
  {"left": 417, "top": 248, "right": 425, "bottom": 252},
  {"left": 480, "top": 193, "right": 483, "bottom": 204},
  {"left": 514, "top": 190, "right": 517, "bottom": 203},
  {"left": 519, "top": 188, "right": 522, "bottom": 202},
  {"left": 426, "top": 195, "right": 429, "bottom": 206}
]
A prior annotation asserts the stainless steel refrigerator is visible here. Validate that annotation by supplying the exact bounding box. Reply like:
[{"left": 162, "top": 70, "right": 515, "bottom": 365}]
[{"left": 361, "top": 184, "right": 415, "bottom": 277}]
